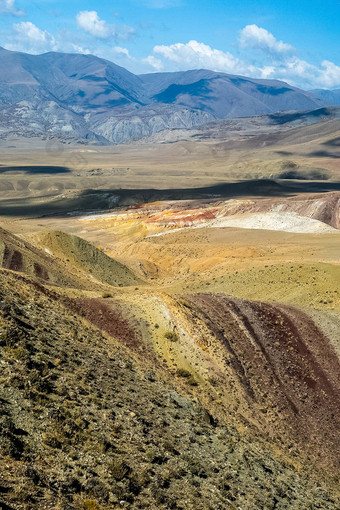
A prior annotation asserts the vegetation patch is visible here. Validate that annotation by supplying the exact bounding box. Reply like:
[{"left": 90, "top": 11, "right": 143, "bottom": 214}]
[{"left": 164, "top": 330, "right": 179, "bottom": 342}]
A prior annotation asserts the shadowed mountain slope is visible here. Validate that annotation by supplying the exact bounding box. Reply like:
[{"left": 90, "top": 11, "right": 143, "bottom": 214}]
[
  {"left": 0, "top": 47, "right": 147, "bottom": 108},
  {"left": 311, "top": 89, "right": 340, "bottom": 106},
  {"left": 0, "top": 226, "right": 77, "bottom": 286},
  {"left": 141, "top": 70, "right": 323, "bottom": 119}
]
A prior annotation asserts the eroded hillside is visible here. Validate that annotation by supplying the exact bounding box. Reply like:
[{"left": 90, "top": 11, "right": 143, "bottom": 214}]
[{"left": 0, "top": 214, "right": 339, "bottom": 508}]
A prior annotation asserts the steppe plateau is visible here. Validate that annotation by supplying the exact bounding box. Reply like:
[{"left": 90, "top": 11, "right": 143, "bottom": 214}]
[{"left": 0, "top": 100, "right": 339, "bottom": 509}]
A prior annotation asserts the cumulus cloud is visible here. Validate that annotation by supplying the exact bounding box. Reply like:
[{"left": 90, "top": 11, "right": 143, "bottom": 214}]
[
  {"left": 91, "top": 45, "right": 142, "bottom": 70},
  {"left": 150, "top": 40, "right": 245, "bottom": 74},
  {"left": 76, "top": 11, "right": 109, "bottom": 38},
  {"left": 242, "top": 55, "right": 340, "bottom": 90},
  {"left": 69, "top": 44, "right": 91, "bottom": 55},
  {"left": 76, "top": 10, "right": 135, "bottom": 41},
  {"left": 239, "top": 24, "right": 294, "bottom": 54},
  {"left": 142, "top": 30, "right": 340, "bottom": 89},
  {"left": 142, "top": 55, "right": 163, "bottom": 71},
  {"left": 2, "top": 17, "right": 340, "bottom": 89},
  {"left": 0, "top": 0, "right": 24, "bottom": 16},
  {"left": 99, "top": 46, "right": 134, "bottom": 63},
  {"left": 317, "top": 60, "right": 340, "bottom": 89},
  {"left": 5, "top": 22, "right": 57, "bottom": 53}
]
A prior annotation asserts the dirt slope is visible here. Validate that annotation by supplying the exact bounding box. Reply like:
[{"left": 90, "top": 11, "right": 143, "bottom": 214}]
[
  {"left": 181, "top": 294, "right": 340, "bottom": 468},
  {"left": 2, "top": 271, "right": 339, "bottom": 509},
  {"left": 0, "top": 222, "right": 339, "bottom": 508}
]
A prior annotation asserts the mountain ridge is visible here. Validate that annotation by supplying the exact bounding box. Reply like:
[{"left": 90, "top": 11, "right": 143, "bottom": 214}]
[{"left": 0, "top": 47, "right": 334, "bottom": 144}]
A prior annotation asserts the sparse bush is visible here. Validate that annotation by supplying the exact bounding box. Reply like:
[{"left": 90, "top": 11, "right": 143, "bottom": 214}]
[
  {"left": 176, "top": 368, "right": 191, "bottom": 378},
  {"left": 276, "top": 163, "right": 330, "bottom": 180},
  {"left": 164, "top": 331, "right": 179, "bottom": 342},
  {"left": 208, "top": 375, "right": 219, "bottom": 387},
  {"left": 176, "top": 368, "right": 198, "bottom": 385},
  {"left": 0, "top": 267, "right": 337, "bottom": 510},
  {"left": 188, "top": 376, "right": 198, "bottom": 386},
  {"left": 109, "top": 458, "right": 131, "bottom": 481},
  {"left": 178, "top": 299, "right": 192, "bottom": 309},
  {"left": 102, "top": 292, "right": 112, "bottom": 299}
]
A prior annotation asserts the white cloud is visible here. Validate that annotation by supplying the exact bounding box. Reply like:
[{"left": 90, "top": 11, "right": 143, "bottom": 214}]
[
  {"left": 317, "top": 60, "right": 340, "bottom": 89},
  {"left": 76, "top": 10, "right": 135, "bottom": 41},
  {"left": 111, "top": 46, "right": 132, "bottom": 58},
  {"left": 2, "top": 18, "right": 340, "bottom": 90},
  {"left": 76, "top": 11, "right": 109, "bottom": 38},
  {"left": 93, "top": 45, "right": 140, "bottom": 70},
  {"left": 246, "top": 55, "right": 340, "bottom": 90},
  {"left": 0, "top": 0, "right": 24, "bottom": 17},
  {"left": 5, "top": 22, "right": 57, "bottom": 53},
  {"left": 99, "top": 46, "right": 134, "bottom": 63},
  {"left": 69, "top": 44, "right": 91, "bottom": 55},
  {"left": 142, "top": 55, "right": 163, "bottom": 71},
  {"left": 151, "top": 40, "right": 245, "bottom": 74},
  {"left": 237, "top": 26, "right": 340, "bottom": 88},
  {"left": 142, "top": 37, "right": 340, "bottom": 89},
  {"left": 239, "top": 24, "right": 294, "bottom": 54}
]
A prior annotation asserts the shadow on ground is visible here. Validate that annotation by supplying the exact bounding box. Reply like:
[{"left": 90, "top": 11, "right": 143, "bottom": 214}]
[
  {"left": 0, "top": 179, "right": 340, "bottom": 218},
  {"left": 0, "top": 165, "right": 71, "bottom": 174}
]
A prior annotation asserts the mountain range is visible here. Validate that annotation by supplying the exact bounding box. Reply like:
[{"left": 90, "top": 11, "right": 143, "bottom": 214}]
[{"left": 0, "top": 47, "right": 338, "bottom": 144}]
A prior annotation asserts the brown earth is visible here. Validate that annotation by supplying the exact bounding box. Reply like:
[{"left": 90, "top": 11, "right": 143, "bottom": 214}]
[
  {"left": 1, "top": 270, "right": 339, "bottom": 509},
  {"left": 182, "top": 293, "right": 340, "bottom": 469}
]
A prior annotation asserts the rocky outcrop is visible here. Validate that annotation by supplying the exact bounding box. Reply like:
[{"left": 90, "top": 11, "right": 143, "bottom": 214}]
[{"left": 89, "top": 105, "right": 214, "bottom": 144}]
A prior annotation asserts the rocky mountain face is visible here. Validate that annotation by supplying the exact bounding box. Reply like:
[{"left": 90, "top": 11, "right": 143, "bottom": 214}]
[{"left": 0, "top": 47, "right": 329, "bottom": 144}]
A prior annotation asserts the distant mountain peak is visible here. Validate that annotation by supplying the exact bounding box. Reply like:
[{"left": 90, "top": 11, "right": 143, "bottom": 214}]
[{"left": 0, "top": 47, "right": 333, "bottom": 144}]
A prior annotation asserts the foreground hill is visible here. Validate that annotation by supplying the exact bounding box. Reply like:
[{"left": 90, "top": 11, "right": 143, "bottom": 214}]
[
  {"left": 0, "top": 222, "right": 339, "bottom": 508},
  {"left": 0, "top": 47, "right": 326, "bottom": 143},
  {"left": 0, "top": 255, "right": 339, "bottom": 509}
]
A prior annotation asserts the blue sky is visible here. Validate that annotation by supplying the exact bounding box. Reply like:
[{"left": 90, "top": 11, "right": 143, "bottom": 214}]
[{"left": 0, "top": 0, "right": 339, "bottom": 89}]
